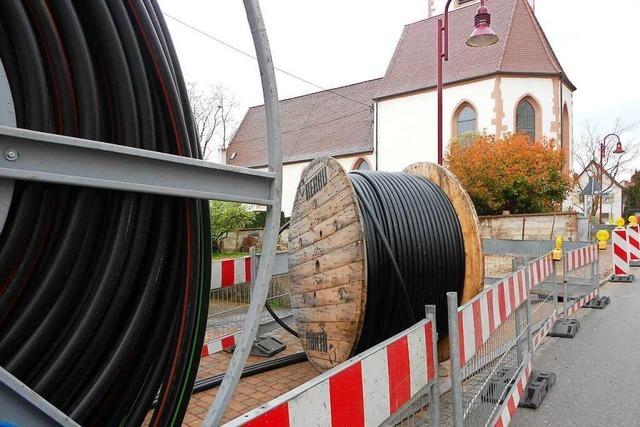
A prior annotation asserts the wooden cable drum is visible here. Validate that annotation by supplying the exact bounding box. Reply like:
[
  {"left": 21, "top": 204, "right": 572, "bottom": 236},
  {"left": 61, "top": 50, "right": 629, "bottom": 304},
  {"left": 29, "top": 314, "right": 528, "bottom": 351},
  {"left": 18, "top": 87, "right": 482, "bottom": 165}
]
[{"left": 288, "top": 157, "right": 483, "bottom": 371}]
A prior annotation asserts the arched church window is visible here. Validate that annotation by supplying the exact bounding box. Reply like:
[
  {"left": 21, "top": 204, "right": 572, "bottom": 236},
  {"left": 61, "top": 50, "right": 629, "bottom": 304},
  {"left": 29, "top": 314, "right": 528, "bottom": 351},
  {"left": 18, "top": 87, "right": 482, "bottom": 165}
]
[
  {"left": 455, "top": 104, "right": 477, "bottom": 136},
  {"left": 516, "top": 99, "right": 536, "bottom": 140}
]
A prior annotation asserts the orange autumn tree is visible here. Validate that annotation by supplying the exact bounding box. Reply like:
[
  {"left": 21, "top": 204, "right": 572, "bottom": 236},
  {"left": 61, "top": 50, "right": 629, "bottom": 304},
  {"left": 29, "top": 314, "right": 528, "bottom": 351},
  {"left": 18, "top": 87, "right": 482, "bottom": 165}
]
[{"left": 445, "top": 133, "right": 570, "bottom": 215}]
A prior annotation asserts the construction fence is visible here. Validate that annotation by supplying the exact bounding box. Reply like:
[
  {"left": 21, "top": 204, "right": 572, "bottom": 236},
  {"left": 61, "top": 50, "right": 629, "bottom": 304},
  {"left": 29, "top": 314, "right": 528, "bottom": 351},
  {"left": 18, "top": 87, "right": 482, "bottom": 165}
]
[
  {"left": 204, "top": 248, "right": 292, "bottom": 358},
  {"left": 217, "top": 240, "right": 603, "bottom": 426}
]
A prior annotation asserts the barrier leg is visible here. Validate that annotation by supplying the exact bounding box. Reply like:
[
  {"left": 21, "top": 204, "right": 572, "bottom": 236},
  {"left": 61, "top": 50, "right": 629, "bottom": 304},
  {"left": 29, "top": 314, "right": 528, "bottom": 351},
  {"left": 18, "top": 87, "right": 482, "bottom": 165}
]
[
  {"left": 515, "top": 304, "right": 523, "bottom": 366},
  {"left": 524, "top": 266, "right": 533, "bottom": 356},
  {"left": 552, "top": 260, "right": 558, "bottom": 312},
  {"left": 425, "top": 305, "right": 440, "bottom": 427},
  {"left": 562, "top": 258, "right": 568, "bottom": 319},
  {"left": 447, "top": 292, "right": 464, "bottom": 427}
]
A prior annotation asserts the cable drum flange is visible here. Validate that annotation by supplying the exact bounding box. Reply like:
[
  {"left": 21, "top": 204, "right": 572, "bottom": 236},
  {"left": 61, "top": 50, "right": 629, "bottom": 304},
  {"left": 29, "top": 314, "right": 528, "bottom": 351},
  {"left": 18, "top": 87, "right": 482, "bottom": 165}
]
[
  {"left": 0, "top": 55, "right": 16, "bottom": 235},
  {"left": 288, "top": 157, "right": 484, "bottom": 371}
]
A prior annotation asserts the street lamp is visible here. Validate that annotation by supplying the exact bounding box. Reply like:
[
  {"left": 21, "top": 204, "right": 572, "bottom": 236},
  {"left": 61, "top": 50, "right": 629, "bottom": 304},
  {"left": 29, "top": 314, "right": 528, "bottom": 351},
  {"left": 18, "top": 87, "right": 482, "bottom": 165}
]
[
  {"left": 437, "top": 0, "right": 498, "bottom": 165},
  {"left": 599, "top": 133, "right": 624, "bottom": 224}
]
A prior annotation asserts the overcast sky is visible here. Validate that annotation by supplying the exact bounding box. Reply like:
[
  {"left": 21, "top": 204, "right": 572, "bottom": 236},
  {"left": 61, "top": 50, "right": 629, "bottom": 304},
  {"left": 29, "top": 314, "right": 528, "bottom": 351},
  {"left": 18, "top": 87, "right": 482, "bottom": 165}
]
[{"left": 158, "top": 0, "right": 640, "bottom": 168}]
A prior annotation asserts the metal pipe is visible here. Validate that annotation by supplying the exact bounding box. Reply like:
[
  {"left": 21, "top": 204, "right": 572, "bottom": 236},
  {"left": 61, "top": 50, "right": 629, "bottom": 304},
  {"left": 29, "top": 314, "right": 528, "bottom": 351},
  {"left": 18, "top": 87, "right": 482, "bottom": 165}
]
[
  {"left": 447, "top": 292, "right": 464, "bottom": 427},
  {"left": 425, "top": 305, "right": 440, "bottom": 426},
  {"left": 514, "top": 301, "right": 523, "bottom": 366},
  {"left": 205, "top": 0, "right": 283, "bottom": 424},
  {"left": 563, "top": 257, "right": 568, "bottom": 319},
  {"left": 0, "top": 57, "right": 16, "bottom": 235},
  {"left": 524, "top": 267, "right": 534, "bottom": 355},
  {"left": 437, "top": 17, "right": 444, "bottom": 165}
]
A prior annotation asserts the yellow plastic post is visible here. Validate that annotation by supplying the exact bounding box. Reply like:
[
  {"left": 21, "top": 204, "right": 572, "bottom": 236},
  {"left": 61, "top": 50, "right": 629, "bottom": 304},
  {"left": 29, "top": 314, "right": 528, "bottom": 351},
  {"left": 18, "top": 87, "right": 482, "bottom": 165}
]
[
  {"left": 552, "top": 235, "right": 563, "bottom": 261},
  {"left": 596, "top": 229, "right": 609, "bottom": 250}
]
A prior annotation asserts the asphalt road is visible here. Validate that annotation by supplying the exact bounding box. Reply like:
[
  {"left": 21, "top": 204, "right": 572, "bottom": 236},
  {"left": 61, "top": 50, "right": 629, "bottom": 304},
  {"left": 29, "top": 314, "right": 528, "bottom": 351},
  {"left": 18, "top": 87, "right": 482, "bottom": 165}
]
[{"left": 512, "top": 280, "right": 640, "bottom": 426}]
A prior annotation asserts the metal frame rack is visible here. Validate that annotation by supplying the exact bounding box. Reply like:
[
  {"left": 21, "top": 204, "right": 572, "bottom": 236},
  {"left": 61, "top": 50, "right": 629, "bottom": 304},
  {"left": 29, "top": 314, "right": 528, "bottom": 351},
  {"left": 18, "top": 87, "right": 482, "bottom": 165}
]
[{"left": 0, "top": 0, "right": 281, "bottom": 425}]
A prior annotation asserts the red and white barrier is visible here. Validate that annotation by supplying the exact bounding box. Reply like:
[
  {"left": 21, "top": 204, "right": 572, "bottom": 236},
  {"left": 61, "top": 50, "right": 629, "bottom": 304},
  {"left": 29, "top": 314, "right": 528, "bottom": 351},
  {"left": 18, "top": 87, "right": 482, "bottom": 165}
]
[
  {"left": 565, "top": 244, "right": 598, "bottom": 273},
  {"left": 202, "top": 332, "right": 240, "bottom": 358},
  {"left": 212, "top": 256, "right": 252, "bottom": 289},
  {"left": 566, "top": 288, "right": 599, "bottom": 317},
  {"left": 533, "top": 288, "right": 599, "bottom": 351},
  {"left": 456, "top": 269, "right": 528, "bottom": 367},
  {"left": 225, "top": 319, "right": 436, "bottom": 427},
  {"left": 532, "top": 310, "right": 557, "bottom": 350},
  {"left": 628, "top": 223, "right": 640, "bottom": 266},
  {"left": 527, "top": 254, "right": 553, "bottom": 289},
  {"left": 612, "top": 227, "right": 632, "bottom": 279},
  {"left": 492, "top": 362, "right": 532, "bottom": 427}
]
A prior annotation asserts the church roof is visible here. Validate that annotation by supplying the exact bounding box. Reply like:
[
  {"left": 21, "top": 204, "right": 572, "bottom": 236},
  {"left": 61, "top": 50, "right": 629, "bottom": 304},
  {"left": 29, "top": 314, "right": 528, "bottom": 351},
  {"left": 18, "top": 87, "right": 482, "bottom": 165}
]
[
  {"left": 227, "top": 78, "right": 380, "bottom": 168},
  {"left": 376, "top": 0, "right": 575, "bottom": 99}
]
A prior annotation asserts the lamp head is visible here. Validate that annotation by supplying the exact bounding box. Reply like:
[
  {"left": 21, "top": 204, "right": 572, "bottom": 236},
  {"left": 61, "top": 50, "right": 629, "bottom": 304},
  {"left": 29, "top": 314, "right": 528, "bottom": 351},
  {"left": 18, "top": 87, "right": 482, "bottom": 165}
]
[
  {"left": 613, "top": 140, "right": 625, "bottom": 154},
  {"left": 466, "top": 5, "right": 499, "bottom": 47}
]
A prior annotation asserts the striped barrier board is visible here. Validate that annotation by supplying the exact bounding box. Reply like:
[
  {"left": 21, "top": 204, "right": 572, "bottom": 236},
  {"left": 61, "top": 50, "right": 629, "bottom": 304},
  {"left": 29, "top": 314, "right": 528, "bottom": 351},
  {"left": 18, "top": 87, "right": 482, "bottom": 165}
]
[
  {"left": 532, "top": 311, "right": 557, "bottom": 350},
  {"left": 201, "top": 332, "right": 240, "bottom": 358},
  {"left": 612, "top": 227, "right": 630, "bottom": 277},
  {"left": 456, "top": 269, "right": 528, "bottom": 367},
  {"left": 532, "top": 288, "right": 599, "bottom": 350},
  {"left": 212, "top": 256, "right": 252, "bottom": 289},
  {"left": 628, "top": 224, "right": 640, "bottom": 266},
  {"left": 566, "top": 288, "right": 599, "bottom": 316},
  {"left": 492, "top": 362, "right": 532, "bottom": 427},
  {"left": 565, "top": 244, "right": 598, "bottom": 273},
  {"left": 527, "top": 254, "right": 553, "bottom": 289},
  {"left": 225, "top": 319, "right": 436, "bottom": 427}
]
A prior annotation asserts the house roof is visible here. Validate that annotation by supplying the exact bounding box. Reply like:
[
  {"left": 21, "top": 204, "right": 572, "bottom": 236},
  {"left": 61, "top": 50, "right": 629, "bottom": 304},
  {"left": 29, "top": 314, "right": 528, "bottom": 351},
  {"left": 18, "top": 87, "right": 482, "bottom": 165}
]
[
  {"left": 579, "top": 160, "right": 623, "bottom": 193},
  {"left": 376, "top": 0, "right": 575, "bottom": 99},
  {"left": 226, "top": 78, "right": 381, "bottom": 168}
]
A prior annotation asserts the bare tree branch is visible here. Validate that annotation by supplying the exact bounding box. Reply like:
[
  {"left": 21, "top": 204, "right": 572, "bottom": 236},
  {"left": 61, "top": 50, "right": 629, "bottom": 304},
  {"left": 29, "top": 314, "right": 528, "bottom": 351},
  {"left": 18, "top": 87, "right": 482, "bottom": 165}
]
[
  {"left": 574, "top": 118, "right": 640, "bottom": 218},
  {"left": 187, "top": 82, "right": 238, "bottom": 160}
]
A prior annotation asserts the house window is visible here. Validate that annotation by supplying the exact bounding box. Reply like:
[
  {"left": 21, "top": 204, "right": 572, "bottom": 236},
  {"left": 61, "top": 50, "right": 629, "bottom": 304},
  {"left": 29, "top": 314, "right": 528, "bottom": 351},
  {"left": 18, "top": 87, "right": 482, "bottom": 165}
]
[
  {"left": 352, "top": 157, "right": 371, "bottom": 171},
  {"left": 516, "top": 99, "right": 536, "bottom": 140}
]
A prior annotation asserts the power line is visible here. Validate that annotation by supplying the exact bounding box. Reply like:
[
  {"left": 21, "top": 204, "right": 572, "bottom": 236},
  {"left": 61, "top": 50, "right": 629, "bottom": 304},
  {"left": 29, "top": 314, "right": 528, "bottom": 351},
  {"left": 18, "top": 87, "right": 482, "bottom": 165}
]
[{"left": 164, "top": 13, "right": 372, "bottom": 108}]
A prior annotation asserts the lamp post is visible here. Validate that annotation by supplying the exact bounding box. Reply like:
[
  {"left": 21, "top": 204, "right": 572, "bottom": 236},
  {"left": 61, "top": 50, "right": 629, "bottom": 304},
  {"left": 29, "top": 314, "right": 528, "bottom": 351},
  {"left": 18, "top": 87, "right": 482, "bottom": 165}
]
[
  {"left": 599, "top": 133, "right": 624, "bottom": 224},
  {"left": 436, "top": 0, "right": 498, "bottom": 165}
]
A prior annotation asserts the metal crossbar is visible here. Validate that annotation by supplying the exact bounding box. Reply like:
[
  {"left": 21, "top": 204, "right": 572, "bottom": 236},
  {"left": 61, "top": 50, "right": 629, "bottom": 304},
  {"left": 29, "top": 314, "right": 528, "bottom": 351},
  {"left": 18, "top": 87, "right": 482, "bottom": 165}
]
[{"left": 0, "top": 125, "right": 275, "bottom": 206}]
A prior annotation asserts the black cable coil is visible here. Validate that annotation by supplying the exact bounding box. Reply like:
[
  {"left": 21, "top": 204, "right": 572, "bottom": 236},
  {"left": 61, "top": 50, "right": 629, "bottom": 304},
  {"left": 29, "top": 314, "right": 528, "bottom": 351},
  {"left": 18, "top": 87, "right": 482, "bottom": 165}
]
[
  {"left": 0, "top": 1, "right": 210, "bottom": 425},
  {"left": 349, "top": 171, "right": 465, "bottom": 353}
]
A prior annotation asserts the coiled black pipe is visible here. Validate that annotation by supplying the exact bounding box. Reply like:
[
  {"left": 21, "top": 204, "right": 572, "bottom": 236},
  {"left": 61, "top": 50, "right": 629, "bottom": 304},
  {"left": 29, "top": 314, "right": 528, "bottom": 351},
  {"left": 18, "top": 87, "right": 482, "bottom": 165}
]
[
  {"left": 0, "top": 1, "right": 209, "bottom": 426},
  {"left": 349, "top": 171, "right": 465, "bottom": 353}
]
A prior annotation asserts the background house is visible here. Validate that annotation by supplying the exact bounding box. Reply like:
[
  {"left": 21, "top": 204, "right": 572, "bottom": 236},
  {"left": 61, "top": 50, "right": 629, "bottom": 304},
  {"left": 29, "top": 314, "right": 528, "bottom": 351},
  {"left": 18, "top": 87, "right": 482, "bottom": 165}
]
[
  {"left": 567, "top": 161, "right": 624, "bottom": 222},
  {"left": 226, "top": 0, "right": 575, "bottom": 215}
]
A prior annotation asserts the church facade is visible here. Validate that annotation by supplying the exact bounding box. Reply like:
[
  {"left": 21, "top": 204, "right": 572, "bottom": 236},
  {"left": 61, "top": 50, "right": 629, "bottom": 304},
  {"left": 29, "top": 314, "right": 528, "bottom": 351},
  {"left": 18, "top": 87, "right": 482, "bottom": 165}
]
[{"left": 227, "top": 0, "right": 575, "bottom": 215}]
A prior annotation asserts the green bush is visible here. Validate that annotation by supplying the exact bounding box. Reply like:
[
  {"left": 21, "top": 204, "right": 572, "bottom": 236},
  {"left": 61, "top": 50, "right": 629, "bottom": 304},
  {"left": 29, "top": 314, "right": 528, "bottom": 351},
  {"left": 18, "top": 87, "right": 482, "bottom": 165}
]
[{"left": 210, "top": 201, "right": 255, "bottom": 250}]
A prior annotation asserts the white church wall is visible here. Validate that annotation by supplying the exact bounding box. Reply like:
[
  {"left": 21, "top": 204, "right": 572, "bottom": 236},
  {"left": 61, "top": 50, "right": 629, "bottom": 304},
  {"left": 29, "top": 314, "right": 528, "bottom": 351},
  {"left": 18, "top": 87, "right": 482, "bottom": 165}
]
[
  {"left": 256, "top": 153, "right": 375, "bottom": 216},
  {"left": 561, "top": 82, "right": 574, "bottom": 172},
  {"left": 500, "top": 76, "right": 555, "bottom": 138},
  {"left": 376, "top": 77, "right": 496, "bottom": 171}
]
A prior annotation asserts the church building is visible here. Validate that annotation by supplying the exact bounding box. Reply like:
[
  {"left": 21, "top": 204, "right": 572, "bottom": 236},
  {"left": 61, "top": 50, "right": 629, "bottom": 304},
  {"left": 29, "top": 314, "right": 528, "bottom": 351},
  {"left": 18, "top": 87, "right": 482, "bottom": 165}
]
[{"left": 227, "top": 0, "right": 576, "bottom": 215}]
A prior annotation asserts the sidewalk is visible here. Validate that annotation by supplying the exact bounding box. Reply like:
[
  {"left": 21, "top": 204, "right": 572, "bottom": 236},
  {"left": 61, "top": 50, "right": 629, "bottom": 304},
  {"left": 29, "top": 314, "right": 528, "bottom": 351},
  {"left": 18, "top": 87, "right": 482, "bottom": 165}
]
[{"left": 512, "top": 279, "right": 640, "bottom": 426}]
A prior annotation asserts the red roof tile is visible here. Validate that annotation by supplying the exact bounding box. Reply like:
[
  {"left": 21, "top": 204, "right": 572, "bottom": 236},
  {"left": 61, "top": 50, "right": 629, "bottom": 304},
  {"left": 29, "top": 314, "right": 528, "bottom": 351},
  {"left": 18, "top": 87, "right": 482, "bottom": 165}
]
[
  {"left": 376, "top": 0, "right": 574, "bottom": 99},
  {"left": 227, "top": 78, "right": 380, "bottom": 168}
]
